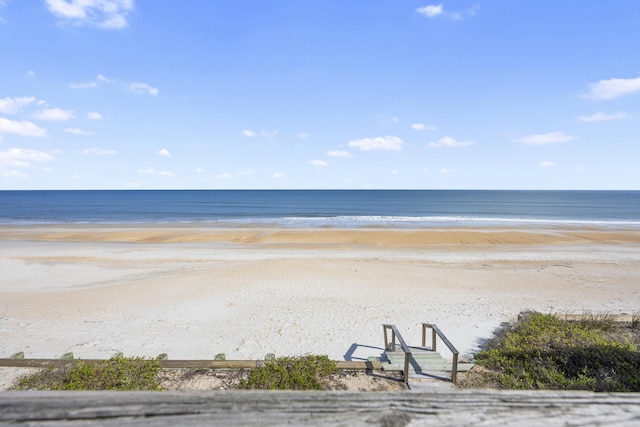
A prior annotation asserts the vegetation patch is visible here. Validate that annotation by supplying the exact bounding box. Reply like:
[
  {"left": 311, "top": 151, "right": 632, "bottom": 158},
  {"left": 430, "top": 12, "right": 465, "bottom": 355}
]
[
  {"left": 13, "top": 356, "right": 162, "bottom": 391},
  {"left": 240, "top": 355, "right": 338, "bottom": 390},
  {"left": 464, "top": 312, "right": 640, "bottom": 391}
]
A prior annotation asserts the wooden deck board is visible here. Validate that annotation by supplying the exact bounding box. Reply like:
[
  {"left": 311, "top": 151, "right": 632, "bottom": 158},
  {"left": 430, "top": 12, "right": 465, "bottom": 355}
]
[{"left": 2, "top": 390, "right": 639, "bottom": 426}]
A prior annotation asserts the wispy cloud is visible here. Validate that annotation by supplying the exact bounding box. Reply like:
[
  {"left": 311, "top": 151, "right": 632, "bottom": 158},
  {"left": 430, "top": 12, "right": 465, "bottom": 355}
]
[
  {"left": 417, "top": 3, "right": 479, "bottom": 20},
  {"left": 0, "top": 96, "right": 37, "bottom": 114},
  {"left": 348, "top": 136, "right": 404, "bottom": 151},
  {"left": 584, "top": 73, "right": 640, "bottom": 100},
  {"left": 0, "top": 148, "right": 53, "bottom": 174},
  {"left": 87, "top": 112, "right": 103, "bottom": 120},
  {"left": 70, "top": 81, "right": 97, "bottom": 89},
  {"left": 428, "top": 136, "right": 475, "bottom": 148},
  {"left": 309, "top": 160, "right": 328, "bottom": 167},
  {"left": 65, "top": 128, "right": 93, "bottom": 135},
  {"left": 298, "top": 132, "right": 310, "bottom": 139},
  {"left": 541, "top": 161, "right": 557, "bottom": 167},
  {"left": 45, "top": 0, "right": 135, "bottom": 29},
  {"left": 416, "top": 4, "right": 443, "bottom": 17},
  {"left": 272, "top": 172, "right": 285, "bottom": 179},
  {"left": 77, "top": 74, "right": 158, "bottom": 96},
  {"left": 157, "top": 148, "right": 171, "bottom": 157},
  {"left": 513, "top": 132, "right": 576, "bottom": 145},
  {"left": 261, "top": 129, "right": 278, "bottom": 138},
  {"left": 412, "top": 123, "right": 436, "bottom": 131},
  {"left": 138, "top": 168, "right": 174, "bottom": 176},
  {"left": 83, "top": 148, "right": 117, "bottom": 155},
  {"left": 216, "top": 173, "right": 233, "bottom": 180},
  {"left": 129, "top": 82, "right": 158, "bottom": 96},
  {"left": 327, "top": 150, "right": 352, "bottom": 158},
  {"left": 0, "top": 118, "right": 47, "bottom": 137},
  {"left": 242, "top": 130, "right": 256, "bottom": 137},
  {"left": 578, "top": 111, "right": 629, "bottom": 122},
  {"left": 33, "top": 108, "right": 75, "bottom": 121}
]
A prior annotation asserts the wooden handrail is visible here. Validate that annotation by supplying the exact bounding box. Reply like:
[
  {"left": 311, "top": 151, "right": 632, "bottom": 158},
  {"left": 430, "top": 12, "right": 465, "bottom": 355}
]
[
  {"left": 382, "top": 324, "right": 411, "bottom": 384},
  {"left": 0, "top": 358, "right": 383, "bottom": 371},
  {"left": 421, "top": 323, "right": 459, "bottom": 383}
]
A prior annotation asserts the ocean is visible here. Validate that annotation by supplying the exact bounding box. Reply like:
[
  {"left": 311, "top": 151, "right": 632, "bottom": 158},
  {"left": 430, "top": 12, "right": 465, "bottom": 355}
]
[{"left": 0, "top": 190, "right": 638, "bottom": 228}]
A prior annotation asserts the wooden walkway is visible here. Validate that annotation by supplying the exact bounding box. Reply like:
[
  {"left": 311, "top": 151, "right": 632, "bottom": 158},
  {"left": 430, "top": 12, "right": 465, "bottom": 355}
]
[{"left": 2, "top": 390, "right": 640, "bottom": 426}]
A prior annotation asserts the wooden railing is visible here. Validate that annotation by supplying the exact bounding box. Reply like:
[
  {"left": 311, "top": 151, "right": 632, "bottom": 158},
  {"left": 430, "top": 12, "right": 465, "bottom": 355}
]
[
  {"left": 421, "top": 323, "right": 459, "bottom": 383},
  {"left": 382, "top": 324, "right": 411, "bottom": 384}
]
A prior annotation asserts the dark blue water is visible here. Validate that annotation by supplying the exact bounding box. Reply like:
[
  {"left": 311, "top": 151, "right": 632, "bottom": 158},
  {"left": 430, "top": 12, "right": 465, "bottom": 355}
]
[{"left": 0, "top": 190, "right": 638, "bottom": 227}]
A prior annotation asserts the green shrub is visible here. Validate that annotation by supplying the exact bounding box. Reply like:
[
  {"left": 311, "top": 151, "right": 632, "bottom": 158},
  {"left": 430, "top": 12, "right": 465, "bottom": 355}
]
[
  {"left": 473, "top": 312, "right": 640, "bottom": 391},
  {"left": 241, "top": 355, "right": 337, "bottom": 390},
  {"left": 13, "top": 356, "right": 162, "bottom": 391}
]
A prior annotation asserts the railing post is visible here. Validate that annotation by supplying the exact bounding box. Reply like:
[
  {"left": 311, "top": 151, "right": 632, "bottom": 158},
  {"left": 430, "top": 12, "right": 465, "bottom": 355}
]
[
  {"left": 403, "top": 353, "right": 410, "bottom": 385},
  {"left": 383, "top": 326, "right": 389, "bottom": 351},
  {"left": 391, "top": 331, "right": 396, "bottom": 352},
  {"left": 421, "top": 324, "right": 426, "bottom": 348},
  {"left": 451, "top": 353, "right": 459, "bottom": 384},
  {"left": 432, "top": 329, "right": 437, "bottom": 352}
]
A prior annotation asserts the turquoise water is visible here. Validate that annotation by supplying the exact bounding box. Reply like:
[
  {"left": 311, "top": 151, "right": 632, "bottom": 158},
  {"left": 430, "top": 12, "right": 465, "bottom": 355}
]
[{"left": 0, "top": 190, "right": 638, "bottom": 227}]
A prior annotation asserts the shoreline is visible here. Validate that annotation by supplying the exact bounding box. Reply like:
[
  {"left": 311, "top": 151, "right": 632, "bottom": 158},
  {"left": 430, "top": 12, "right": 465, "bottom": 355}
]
[
  {"left": 1, "top": 224, "right": 639, "bottom": 390},
  {"left": 1, "top": 223, "right": 640, "bottom": 246}
]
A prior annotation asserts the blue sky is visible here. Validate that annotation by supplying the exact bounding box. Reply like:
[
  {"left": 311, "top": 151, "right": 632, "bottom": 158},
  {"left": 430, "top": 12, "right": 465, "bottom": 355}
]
[{"left": 1, "top": 1, "right": 639, "bottom": 190}]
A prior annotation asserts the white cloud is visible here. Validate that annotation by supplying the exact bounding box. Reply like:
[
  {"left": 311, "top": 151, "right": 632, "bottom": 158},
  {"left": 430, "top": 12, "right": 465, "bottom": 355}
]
[
  {"left": 0, "top": 118, "right": 47, "bottom": 137},
  {"left": 45, "top": 0, "right": 134, "bottom": 29},
  {"left": 417, "top": 2, "right": 478, "bottom": 20},
  {"left": 298, "top": 132, "right": 310, "bottom": 139},
  {"left": 348, "top": 136, "right": 404, "bottom": 151},
  {"left": 416, "top": 4, "right": 443, "bottom": 17},
  {"left": 97, "top": 74, "right": 111, "bottom": 83},
  {"left": 87, "top": 112, "right": 103, "bottom": 120},
  {"left": 157, "top": 148, "right": 171, "bottom": 157},
  {"left": 273, "top": 172, "right": 285, "bottom": 178},
  {"left": 428, "top": 136, "right": 475, "bottom": 148},
  {"left": 513, "top": 132, "right": 576, "bottom": 145},
  {"left": 309, "top": 160, "right": 328, "bottom": 167},
  {"left": 261, "top": 129, "right": 278, "bottom": 138},
  {"left": 196, "top": 168, "right": 204, "bottom": 173},
  {"left": 0, "top": 148, "right": 53, "bottom": 169},
  {"left": 242, "top": 130, "right": 256, "bottom": 137},
  {"left": 129, "top": 82, "right": 158, "bottom": 96},
  {"left": 70, "top": 81, "right": 97, "bottom": 89},
  {"left": 541, "top": 161, "right": 557, "bottom": 167},
  {"left": 440, "top": 168, "right": 457, "bottom": 174},
  {"left": 65, "top": 128, "right": 93, "bottom": 135},
  {"left": 0, "top": 96, "right": 37, "bottom": 114},
  {"left": 25, "top": 70, "right": 36, "bottom": 77},
  {"left": 327, "top": 150, "right": 352, "bottom": 158},
  {"left": 578, "top": 111, "right": 629, "bottom": 122},
  {"left": 2, "top": 169, "right": 29, "bottom": 179},
  {"left": 584, "top": 74, "right": 640, "bottom": 100},
  {"left": 236, "top": 168, "right": 253, "bottom": 176},
  {"left": 138, "top": 168, "right": 173, "bottom": 176},
  {"left": 83, "top": 148, "right": 117, "bottom": 155},
  {"left": 216, "top": 173, "right": 233, "bottom": 180},
  {"left": 412, "top": 123, "right": 436, "bottom": 131},
  {"left": 33, "top": 108, "right": 75, "bottom": 121}
]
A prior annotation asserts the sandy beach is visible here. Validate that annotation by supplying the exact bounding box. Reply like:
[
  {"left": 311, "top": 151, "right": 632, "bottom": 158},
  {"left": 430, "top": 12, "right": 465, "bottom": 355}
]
[{"left": 1, "top": 225, "right": 639, "bottom": 388}]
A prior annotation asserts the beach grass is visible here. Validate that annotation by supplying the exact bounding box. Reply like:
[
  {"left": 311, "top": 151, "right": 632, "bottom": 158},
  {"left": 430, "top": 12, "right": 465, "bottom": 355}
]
[
  {"left": 12, "top": 356, "right": 162, "bottom": 391},
  {"left": 240, "top": 355, "right": 338, "bottom": 390},
  {"left": 462, "top": 311, "right": 640, "bottom": 391}
]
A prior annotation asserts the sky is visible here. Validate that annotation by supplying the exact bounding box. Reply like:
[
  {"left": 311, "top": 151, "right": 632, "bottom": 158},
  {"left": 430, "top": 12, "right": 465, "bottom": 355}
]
[{"left": 0, "top": 1, "right": 639, "bottom": 190}]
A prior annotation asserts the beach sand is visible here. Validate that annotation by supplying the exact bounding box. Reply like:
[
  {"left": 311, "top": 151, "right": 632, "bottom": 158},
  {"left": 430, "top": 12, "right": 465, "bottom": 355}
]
[{"left": 1, "top": 225, "right": 639, "bottom": 389}]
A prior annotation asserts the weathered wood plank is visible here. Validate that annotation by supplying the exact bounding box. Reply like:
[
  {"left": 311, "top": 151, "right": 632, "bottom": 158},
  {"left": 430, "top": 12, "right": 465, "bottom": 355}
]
[
  {"left": 0, "top": 358, "right": 382, "bottom": 370},
  {"left": 1, "top": 390, "right": 640, "bottom": 426}
]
